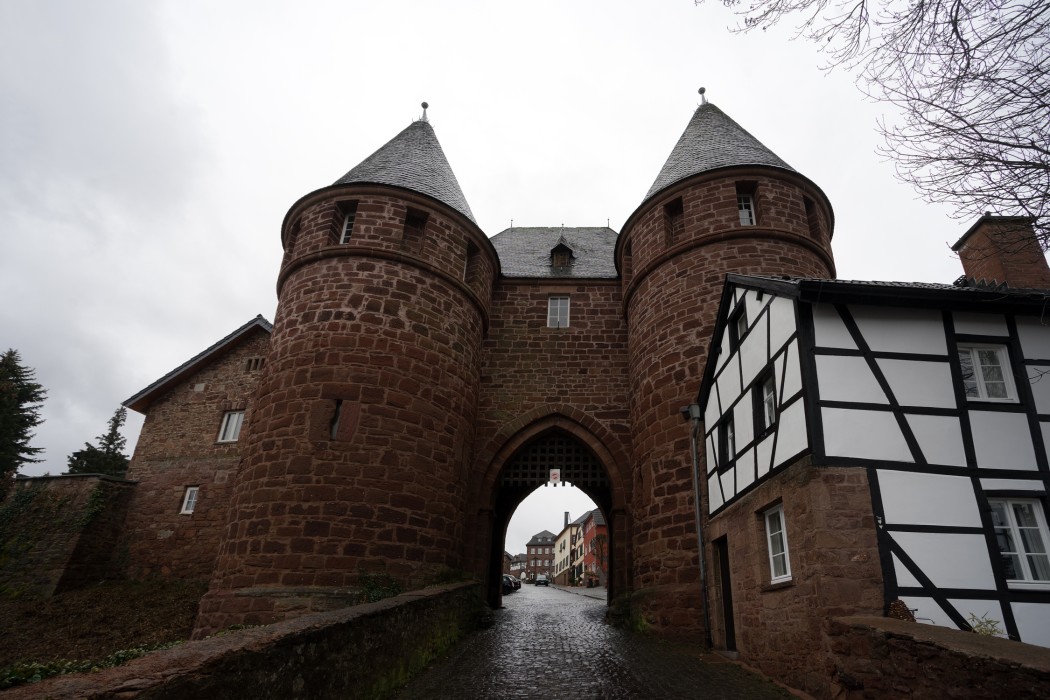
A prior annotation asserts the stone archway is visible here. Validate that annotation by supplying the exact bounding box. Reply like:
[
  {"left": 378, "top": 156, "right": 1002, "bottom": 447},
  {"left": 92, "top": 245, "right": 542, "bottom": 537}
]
[{"left": 469, "top": 413, "right": 631, "bottom": 610}]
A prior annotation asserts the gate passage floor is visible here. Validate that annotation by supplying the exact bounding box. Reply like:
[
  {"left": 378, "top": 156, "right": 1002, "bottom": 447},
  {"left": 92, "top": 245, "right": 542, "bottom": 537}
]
[{"left": 394, "top": 584, "right": 792, "bottom": 699}]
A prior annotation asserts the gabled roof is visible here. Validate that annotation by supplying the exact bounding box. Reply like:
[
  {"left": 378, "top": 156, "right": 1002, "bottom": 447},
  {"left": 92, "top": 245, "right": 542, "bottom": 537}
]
[
  {"left": 527, "top": 530, "right": 557, "bottom": 546},
  {"left": 584, "top": 508, "right": 606, "bottom": 527},
  {"left": 123, "top": 315, "right": 273, "bottom": 413},
  {"left": 644, "top": 102, "right": 795, "bottom": 204},
  {"left": 334, "top": 119, "right": 475, "bottom": 223},
  {"left": 490, "top": 227, "right": 618, "bottom": 278}
]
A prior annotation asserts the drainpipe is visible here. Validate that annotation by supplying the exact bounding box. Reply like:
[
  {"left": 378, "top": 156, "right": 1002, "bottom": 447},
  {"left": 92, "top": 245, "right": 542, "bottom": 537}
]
[{"left": 681, "top": 403, "right": 713, "bottom": 649}]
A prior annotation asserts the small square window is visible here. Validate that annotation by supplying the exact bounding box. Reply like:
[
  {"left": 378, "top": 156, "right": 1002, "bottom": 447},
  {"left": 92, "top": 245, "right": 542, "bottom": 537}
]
[
  {"left": 764, "top": 504, "right": 792, "bottom": 583},
  {"left": 180, "top": 486, "right": 199, "bottom": 515},
  {"left": 990, "top": 499, "right": 1050, "bottom": 582},
  {"left": 754, "top": 371, "right": 776, "bottom": 433},
  {"left": 218, "top": 410, "right": 245, "bottom": 443},
  {"left": 548, "top": 296, "right": 570, "bottom": 328},
  {"left": 958, "top": 344, "right": 1016, "bottom": 401}
]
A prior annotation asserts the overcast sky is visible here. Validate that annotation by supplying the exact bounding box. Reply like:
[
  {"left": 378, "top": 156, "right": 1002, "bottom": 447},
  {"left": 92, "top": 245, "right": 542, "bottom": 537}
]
[{"left": 2, "top": 0, "right": 976, "bottom": 554}]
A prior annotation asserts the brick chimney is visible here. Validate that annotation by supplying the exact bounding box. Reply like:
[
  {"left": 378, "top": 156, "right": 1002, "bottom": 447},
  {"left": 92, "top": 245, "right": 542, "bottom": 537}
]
[{"left": 952, "top": 215, "right": 1050, "bottom": 289}]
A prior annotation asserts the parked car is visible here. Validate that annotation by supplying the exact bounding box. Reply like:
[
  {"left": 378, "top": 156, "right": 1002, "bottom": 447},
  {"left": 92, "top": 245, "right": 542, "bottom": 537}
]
[
  {"left": 535, "top": 574, "right": 549, "bottom": 586},
  {"left": 502, "top": 574, "right": 516, "bottom": 594},
  {"left": 508, "top": 575, "right": 521, "bottom": 589}
]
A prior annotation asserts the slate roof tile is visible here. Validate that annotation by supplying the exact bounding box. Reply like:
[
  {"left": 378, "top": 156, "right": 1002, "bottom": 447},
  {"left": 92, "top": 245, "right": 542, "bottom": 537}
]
[
  {"left": 490, "top": 227, "right": 618, "bottom": 279},
  {"left": 334, "top": 120, "right": 475, "bottom": 223}
]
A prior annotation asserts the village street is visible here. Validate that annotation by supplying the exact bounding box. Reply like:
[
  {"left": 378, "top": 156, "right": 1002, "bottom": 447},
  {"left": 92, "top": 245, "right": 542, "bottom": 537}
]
[{"left": 394, "top": 584, "right": 792, "bottom": 699}]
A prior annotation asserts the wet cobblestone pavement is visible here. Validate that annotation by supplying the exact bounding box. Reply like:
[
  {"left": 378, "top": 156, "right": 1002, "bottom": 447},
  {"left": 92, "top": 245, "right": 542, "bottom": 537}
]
[{"left": 394, "top": 585, "right": 792, "bottom": 699}]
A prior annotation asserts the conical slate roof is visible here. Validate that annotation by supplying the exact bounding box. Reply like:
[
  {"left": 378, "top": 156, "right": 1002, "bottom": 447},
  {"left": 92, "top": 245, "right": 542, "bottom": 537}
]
[
  {"left": 644, "top": 102, "right": 795, "bottom": 202},
  {"left": 334, "top": 119, "right": 475, "bottom": 223}
]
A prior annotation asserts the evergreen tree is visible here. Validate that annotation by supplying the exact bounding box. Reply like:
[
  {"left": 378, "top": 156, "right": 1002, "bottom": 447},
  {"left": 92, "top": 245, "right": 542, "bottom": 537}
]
[
  {"left": 67, "top": 407, "right": 130, "bottom": 478},
  {"left": 0, "top": 349, "right": 47, "bottom": 491}
]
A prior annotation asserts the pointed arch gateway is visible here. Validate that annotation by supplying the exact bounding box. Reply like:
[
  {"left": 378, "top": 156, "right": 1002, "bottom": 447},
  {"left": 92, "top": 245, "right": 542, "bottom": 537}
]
[{"left": 469, "top": 411, "right": 632, "bottom": 609}]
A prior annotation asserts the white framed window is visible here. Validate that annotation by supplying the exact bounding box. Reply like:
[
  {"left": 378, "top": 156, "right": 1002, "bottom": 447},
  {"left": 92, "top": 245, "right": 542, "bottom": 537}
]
[
  {"left": 737, "top": 194, "right": 755, "bottom": 226},
  {"left": 218, "top": 410, "right": 245, "bottom": 442},
  {"left": 337, "top": 201, "right": 358, "bottom": 244},
  {"left": 755, "top": 371, "right": 776, "bottom": 432},
  {"left": 958, "top": 344, "right": 1016, "bottom": 401},
  {"left": 180, "top": 486, "right": 199, "bottom": 515},
  {"left": 764, "top": 504, "right": 792, "bottom": 583},
  {"left": 548, "top": 296, "right": 570, "bottom": 328},
  {"left": 990, "top": 499, "right": 1050, "bottom": 583}
]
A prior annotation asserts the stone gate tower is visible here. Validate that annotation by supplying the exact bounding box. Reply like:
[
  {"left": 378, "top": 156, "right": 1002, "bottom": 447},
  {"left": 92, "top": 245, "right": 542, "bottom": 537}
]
[
  {"left": 195, "top": 111, "right": 498, "bottom": 635},
  {"left": 616, "top": 98, "right": 835, "bottom": 633}
]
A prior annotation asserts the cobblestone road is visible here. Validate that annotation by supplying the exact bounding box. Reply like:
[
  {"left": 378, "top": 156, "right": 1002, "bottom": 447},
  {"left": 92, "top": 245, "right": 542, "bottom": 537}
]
[{"left": 394, "top": 585, "right": 791, "bottom": 700}]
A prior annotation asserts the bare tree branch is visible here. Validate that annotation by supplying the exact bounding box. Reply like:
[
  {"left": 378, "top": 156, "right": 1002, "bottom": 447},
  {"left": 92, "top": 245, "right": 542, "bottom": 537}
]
[{"left": 700, "top": 0, "right": 1050, "bottom": 248}]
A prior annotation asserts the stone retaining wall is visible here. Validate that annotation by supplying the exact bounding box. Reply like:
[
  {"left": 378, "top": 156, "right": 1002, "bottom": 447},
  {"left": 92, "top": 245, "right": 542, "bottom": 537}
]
[
  {"left": 2, "top": 582, "right": 483, "bottom": 700},
  {"left": 826, "top": 616, "right": 1050, "bottom": 699}
]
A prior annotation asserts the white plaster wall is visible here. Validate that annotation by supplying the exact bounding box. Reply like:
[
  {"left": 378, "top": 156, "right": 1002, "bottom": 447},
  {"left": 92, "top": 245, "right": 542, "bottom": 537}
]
[
  {"left": 970, "top": 411, "right": 1039, "bottom": 470},
  {"left": 816, "top": 355, "right": 888, "bottom": 404},
  {"left": 743, "top": 289, "right": 771, "bottom": 331},
  {"left": 851, "top": 306, "right": 947, "bottom": 354},
  {"left": 879, "top": 470, "right": 981, "bottom": 526},
  {"left": 1026, "top": 367, "right": 1050, "bottom": 413},
  {"left": 899, "top": 597, "right": 1005, "bottom": 636},
  {"left": 893, "top": 532, "right": 997, "bottom": 589},
  {"left": 768, "top": 296, "right": 796, "bottom": 352},
  {"left": 740, "top": 313, "right": 768, "bottom": 389},
  {"left": 953, "top": 311, "right": 1008, "bottom": 336},
  {"left": 893, "top": 555, "right": 920, "bottom": 588},
  {"left": 812, "top": 304, "right": 855, "bottom": 349},
  {"left": 1012, "top": 602, "right": 1050, "bottom": 647},
  {"left": 980, "top": 477, "right": 1046, "bottom": 491},
  {"left": 1016, "top": 316, "right": 1050, "bottom": 360},
  {"left": 708, "top": 474, "right": 723, "bottom": 512},
  {"left": 736, "top": 449, "right": 756, "bottom": 491},
  {"left": 877, "top": 359, "right": 957, "bottom": 408},
  {"left": 905, "top": 414, "right": 968, "bottom": 467},
  {"left": 734, "top": 398, "right": 753, "bottom": 452},
  {"left": 780, "top": 341, "right": 801, "bottom": 400},
  {"left": 755, "top": 432, "right": 775, "bottom": 479},
  {"left": 704, "top": 399, "right": 720, "bottom": 435},
  {"left": 715, "top": 357, "right": 741, "bottom": 413},
  {"left": 706, "top": 432, "right": 719, "bottom": 474},
  {"left": 774, "top": 400, "right": 807, "bottom": 464},
  {"left": 823, "top": 408, "right": 911, "bottom": 461}
]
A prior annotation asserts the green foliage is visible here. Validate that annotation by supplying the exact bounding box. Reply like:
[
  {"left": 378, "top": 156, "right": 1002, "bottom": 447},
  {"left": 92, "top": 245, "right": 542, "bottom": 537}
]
[
  {"left": 66, "top": 408, "right": 129, "bottom": 478},
  {"left": 0, "top": 641, "right": 182, "bottom": 690},
  {"left": 967, "top": 612, "right": 1004, "bottom": 637},
  {"left": 0, "top": 350, "right": 47, "bottom": 491},
  {"left": 357, "top": 572, "right": 402, "bottom": 603}
]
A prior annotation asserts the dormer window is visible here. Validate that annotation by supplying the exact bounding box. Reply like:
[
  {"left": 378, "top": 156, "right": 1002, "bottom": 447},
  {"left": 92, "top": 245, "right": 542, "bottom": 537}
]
[{"left": 551, "top": 243, "right": 574, "bottom": 269}]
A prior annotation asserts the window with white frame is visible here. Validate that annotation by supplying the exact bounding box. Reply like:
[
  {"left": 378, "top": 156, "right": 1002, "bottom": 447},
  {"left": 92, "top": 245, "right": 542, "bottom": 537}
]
[
  {"left": 737, "top": 194, "right": 755, "bottom": 226},
  {"left": 218, "top": 410, "right": 245, "bottom": 442},
  {"left": 180, "top": 486, "right": 199, "bottom": 514},
  {"left": 957, "top": 344, "right": 1016, "bottom": 401},
  {"left": 990, "top": 498, "right": 1050, "bottom": 583},
  {"left": 764, "top": 504, "right": 792, "bottom": 583},
  {"left": 755, "top": 371, "right": 776, "bottom": 433},
  {"left": 548, "top": 296, "right": 570, "bottom": 328}
]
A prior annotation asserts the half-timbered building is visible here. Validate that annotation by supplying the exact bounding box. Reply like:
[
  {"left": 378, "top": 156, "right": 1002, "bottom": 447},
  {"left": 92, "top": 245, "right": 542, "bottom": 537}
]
[{"left": 698, "top": 262, "right": 1050, "bottom": 675}]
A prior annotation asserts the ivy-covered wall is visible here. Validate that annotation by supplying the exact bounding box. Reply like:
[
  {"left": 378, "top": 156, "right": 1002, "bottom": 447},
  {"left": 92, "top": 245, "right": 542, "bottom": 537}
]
[{"left": 0, "top": 475, "right": 134, "bottom": 597}]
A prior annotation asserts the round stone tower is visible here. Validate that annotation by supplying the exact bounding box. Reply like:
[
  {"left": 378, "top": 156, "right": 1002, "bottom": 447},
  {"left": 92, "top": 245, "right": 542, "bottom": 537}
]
[
  {"left": 616, "top": 97, "right": 836, "bottom": 636},
  {"left": 194, "top": 109, "right": 497, "bottom": 636}
]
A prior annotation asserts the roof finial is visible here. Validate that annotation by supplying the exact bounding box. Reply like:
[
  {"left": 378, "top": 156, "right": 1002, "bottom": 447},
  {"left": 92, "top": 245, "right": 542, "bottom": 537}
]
[
  {"left": 698, "top": 87, "right": 707, "bottom": 105},
  {"left": 420, "top": 101, "right": 429, "bottom": 123}
]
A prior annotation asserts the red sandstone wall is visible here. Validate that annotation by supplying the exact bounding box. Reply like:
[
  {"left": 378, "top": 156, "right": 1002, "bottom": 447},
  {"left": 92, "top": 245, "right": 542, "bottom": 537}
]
[
  {"left": 706, "top": 462, "right": 884, "bottom": 696},
  {"left": 196, "top": 189, "right": 495, "bottom": 635},
  {"left": 123, "top": 330, "right": 270, "bottom": 580},
  {"left": 621, "top": 170, "right": 835, "bottom": 637}
]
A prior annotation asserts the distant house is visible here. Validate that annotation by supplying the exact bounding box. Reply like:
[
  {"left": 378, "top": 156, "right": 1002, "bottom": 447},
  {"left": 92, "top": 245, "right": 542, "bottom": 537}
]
[
  {"left": 696, "top": 217, "right": 1050, "bottom": 687},
  {"left": 581, "top": 508, "right": 607, "bottom": 586},
  {"left": 525, "top": 530, "right": 556, "bottom": 582}
]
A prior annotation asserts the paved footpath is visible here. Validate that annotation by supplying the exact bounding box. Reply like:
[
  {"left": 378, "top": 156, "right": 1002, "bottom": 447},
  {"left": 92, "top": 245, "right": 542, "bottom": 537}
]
[{"left": 394, "top": 584, "right": 792, "bottom": 700}]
